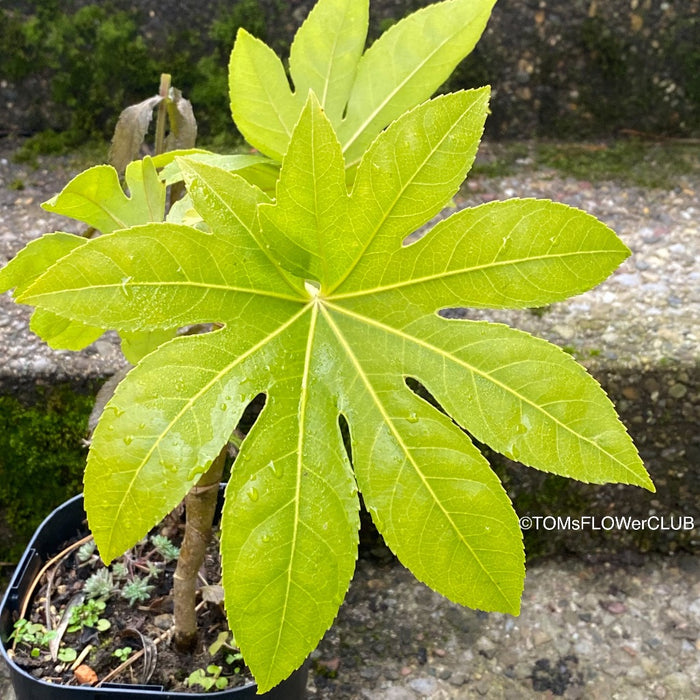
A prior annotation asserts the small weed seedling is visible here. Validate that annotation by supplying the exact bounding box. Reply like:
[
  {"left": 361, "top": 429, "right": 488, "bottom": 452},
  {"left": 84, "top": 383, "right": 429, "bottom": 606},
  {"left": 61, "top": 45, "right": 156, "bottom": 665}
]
[
  {"left": 112, "top": 646, "right": 133, "bottom": 662},
  {"left": 57, "top": 647, "right": 78, "bottom": 664},
  {"left": 186, "top": 665, "right": 229, "bottom": 691},
  {"left": 67, "top": 599, "right": 111, "bottom": 633},
  {"left": 209, "top": 631, "right": 244, "bottom": 669},
  {"left": 10, "top": 620, "right": 55, "bottom": 658}
]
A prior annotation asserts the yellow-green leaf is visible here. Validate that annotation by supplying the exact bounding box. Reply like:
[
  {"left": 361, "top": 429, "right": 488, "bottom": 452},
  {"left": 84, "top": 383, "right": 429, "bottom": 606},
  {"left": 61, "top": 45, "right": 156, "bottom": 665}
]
[
  {"left": 42, "top": 158, "right": 165, "bottom": 234},
  {"left": 14, "top": 90, "right": 653, "bottom": 694},
  {"left": 229, "top": 0, "right": 496, "bottom": 171}
]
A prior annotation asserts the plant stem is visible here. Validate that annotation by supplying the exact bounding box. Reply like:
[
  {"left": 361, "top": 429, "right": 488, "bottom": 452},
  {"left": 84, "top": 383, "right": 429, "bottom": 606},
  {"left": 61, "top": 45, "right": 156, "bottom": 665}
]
[
  {"left": 154, "top": 73, "right": 171, "bottom": 157},
  {"left": 172, "top": 448, "right": 227, "bottom": 651}
]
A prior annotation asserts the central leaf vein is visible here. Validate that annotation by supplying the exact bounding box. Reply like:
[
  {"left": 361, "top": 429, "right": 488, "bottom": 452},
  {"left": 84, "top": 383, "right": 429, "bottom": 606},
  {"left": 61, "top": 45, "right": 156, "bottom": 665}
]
[
  {"left": 267, "top": 299, "right": 319, "bottom": 674},
  {"left": 331, "top": 249, "right": 621, "bottom": 300}
]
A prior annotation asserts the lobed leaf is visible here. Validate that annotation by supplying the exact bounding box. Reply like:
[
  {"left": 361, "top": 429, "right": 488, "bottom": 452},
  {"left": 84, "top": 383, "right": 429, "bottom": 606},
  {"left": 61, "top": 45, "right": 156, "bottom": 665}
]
[
  {"left": 18, "top": 223, "right": 303, "bottom": 331},
  {"left": 0, "top": 232, "right": 103, "bottom": 350},
  {"left": 12, "top": 88, "right": 654, "bottom": 692},
  {"left": 42, "top": 158, "right": 165, "bottom": 234},
  {"left": 159, "top": 152, "right": 277, "bottom": 191},
  {"left": 336, "top": 0, "right": 497, "bottom": 166},
  {"left": 229, "top": 0, "right": 496, "bottom": 168},
  {"left": 85, "top": 309, "right": 303, "bottom": 562},
  {"left": 336, "top": 198, "right": 631, "bottom": 312},
  {"left": 29, "top": 310, "right": 103, "bottom": 351},
  {"left": 120, "top": 328, "right": 177, "bottom": 364},
  {"left": 221, "top": 306, "right": 360, "bottom": 692},
  {"left": 334, "top": 88, "right": 490, "bottom": 294},
  {"left": 0, "top": 232, "right": 88, "bottom": 296},
  {"left": 325, "top": 306, "right": 654, "bottom": 492},
  {"left": 320, "top": 308, "right": 524, "bottom": 614},
  {"left": 258, "top": 93, "right": 357, "bottom": 285},
  {"left": 178, "top": 158, "right": 303, "bottom": 296}
]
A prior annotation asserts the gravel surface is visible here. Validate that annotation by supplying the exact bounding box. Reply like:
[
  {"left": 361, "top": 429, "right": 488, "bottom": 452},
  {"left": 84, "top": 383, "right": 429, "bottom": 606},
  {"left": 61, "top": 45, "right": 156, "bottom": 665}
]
[
  {"left": 0, "top": 144, "right": 126, "bottom": 392},
  {"left": 1, "top": 141, "right": 697, "bottom": 386},
  {"left": 307, "top": 550, "right": 700, "bottom": 699},
  {"left": 0, "top": 139, "right": 698, "bottom": 698}
]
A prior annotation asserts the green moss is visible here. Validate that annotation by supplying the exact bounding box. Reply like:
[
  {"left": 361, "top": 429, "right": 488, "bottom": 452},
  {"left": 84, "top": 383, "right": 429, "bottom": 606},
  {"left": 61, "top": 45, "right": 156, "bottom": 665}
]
[
  {"left": 0, "top": 385, "right": 96, "bottom": 564},
  {"left": 467, "top": 139, "right": 699, "bottom": 189},
  {"left": 534, "top": 140, "right": 700, "bottom": 189},
  {"left": 13, "top": 130, "right": 74, "bottom": 165}
]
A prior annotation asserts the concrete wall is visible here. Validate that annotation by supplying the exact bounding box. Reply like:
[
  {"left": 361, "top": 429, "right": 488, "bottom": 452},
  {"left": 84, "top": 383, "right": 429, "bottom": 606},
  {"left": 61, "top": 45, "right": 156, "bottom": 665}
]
[{"left": 1, "top": 0, "right": 698, "bottom": 139}]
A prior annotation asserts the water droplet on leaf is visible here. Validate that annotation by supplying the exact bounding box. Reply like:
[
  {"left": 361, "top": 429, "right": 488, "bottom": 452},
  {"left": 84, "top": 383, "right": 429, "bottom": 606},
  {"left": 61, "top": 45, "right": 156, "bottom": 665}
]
[
  {"left": 160, "top": 458, "right": 178, "bottom": 474},
  {"left": 123, "top": 435, "right": 133, "bottom": 445},
  {"left": 247, "top": 487, "right": 259, "bottom": 502},
  {"left": 407, "top": 412, "right": 419, "bottom": 424},
  {"left": 187, "top": 465, "right": 206, "bottom": 481}
]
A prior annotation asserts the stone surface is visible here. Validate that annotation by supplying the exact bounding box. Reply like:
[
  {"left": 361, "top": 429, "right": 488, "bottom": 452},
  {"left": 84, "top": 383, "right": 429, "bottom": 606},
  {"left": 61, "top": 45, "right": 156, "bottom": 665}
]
[
  {"left": 1, "top": 0, "right": 699, "bottom": 139},
  {"left": 0, "top": 139, "right": 698, "bottom": 699},
  {"left": 305, "top": 554, "right": 700, "bottom": 698}
]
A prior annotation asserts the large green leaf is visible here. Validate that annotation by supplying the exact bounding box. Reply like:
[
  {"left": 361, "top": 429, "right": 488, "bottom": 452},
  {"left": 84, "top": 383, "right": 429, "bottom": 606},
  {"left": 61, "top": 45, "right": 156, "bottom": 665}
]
[
  {"left": 42, "top": 157, "right": 165, "bottom": 234},
  {"left": 334, "top": 198, "right": 631, "bottom": 308},
  {"left": 16, "top": 94, "right": 653, "bottom": 691},
  {"left": 257, "top": 92, "right": 354, "bottom": 284},
  {"left": 157, "top": 151, "right": 279, "bottom": 194},
  {"left": 2, "top": 157, "right": 193, "bottom": 355},
  {"left": 29, "top": 310, "right": 103, "bottom": 351},
  {"left": 229, "top": 0, "right": 496, "bottom": 167},
  {"left": 0, "top": 233, "right": 87, "bottom": 295}
]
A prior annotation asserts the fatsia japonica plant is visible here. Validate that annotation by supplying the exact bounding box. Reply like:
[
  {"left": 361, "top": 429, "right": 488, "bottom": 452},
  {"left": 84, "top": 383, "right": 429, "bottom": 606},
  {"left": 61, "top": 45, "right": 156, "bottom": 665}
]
[{"left": 0, "top": 0, "right": 654, "bottom": 693}]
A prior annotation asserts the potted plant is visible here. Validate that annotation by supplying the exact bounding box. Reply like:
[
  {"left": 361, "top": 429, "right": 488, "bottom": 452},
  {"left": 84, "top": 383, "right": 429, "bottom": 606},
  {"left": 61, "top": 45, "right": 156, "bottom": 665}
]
[{"left": 0, "top": 0, "right": 654, "bottom": 696}]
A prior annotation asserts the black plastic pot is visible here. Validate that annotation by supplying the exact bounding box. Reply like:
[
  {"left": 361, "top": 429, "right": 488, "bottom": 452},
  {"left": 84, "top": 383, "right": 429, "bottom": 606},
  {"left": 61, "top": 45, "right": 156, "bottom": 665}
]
[{"left": 0, "top": 492, "right": 308, "bottom": 699}]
